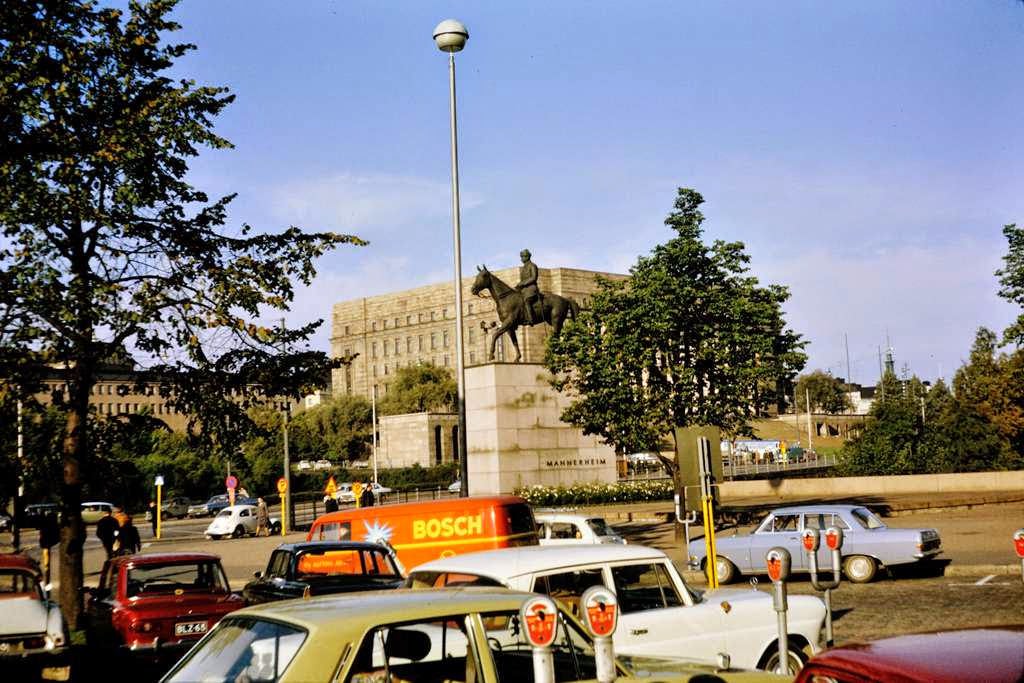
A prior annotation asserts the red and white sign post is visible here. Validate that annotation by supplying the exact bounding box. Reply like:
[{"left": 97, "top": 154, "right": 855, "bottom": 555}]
[
  {"left": 520, "top": 596, "right": 558, "bottom": 683},
  {"left": 580, "top": 586, "right": 618, "bottom": 683},
  {"left": 225, "top": 475, "right": 238, "bottom": 507},
  {"left": 1013, "top": 529, "right": 1024, "bottom": 585},
  {"left": 765, "top": 547, "right": 792, "bottom": 675}
]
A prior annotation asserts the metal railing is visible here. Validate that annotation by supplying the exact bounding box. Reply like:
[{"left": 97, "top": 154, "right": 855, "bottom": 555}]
[{"left": 722, "top": 453, "right": 837, "bottom": 478}]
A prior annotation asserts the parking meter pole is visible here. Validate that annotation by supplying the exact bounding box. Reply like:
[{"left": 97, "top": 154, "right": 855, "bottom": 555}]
[
  {"left": 580, "top": 586, "right": 618, "bottom": 683},
  {"left": 803, "top": 527, "right": 843, "bottom": 648},
  {"left": 766, "top": 547, "right": 792, "bottom": 676},
  {"left": 1013, "top": 529, "right": 1024, "bottom": 585},
  {"left": 531, "top": 647, "right": 554, "bottom": 683}
]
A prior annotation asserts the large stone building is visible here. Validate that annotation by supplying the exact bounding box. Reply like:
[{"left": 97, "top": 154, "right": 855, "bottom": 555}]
[{"left": 329, "top": 266, "right": 623, "bottom": 401}]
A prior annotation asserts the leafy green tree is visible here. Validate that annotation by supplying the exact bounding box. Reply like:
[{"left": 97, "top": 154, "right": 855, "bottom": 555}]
[
  {"left": 378, "top": 364, "right": 457, "bottom": 416},
  {"left": 547, "top": 188, "right": 806, "bottom": 455},
  {"left": 996, "top": 223, "right": 1024, "bottom": 345},
  {"left": 0, "top": 1, "right": 362, "bottom": 624},
  {"left": 794, "top": 370, "right": 852, "bottom": 414},
  {"left": 838, "top": 371, "right": 926, "bottom": 475},
  {"left": 290, "top": 395, "right": 373, "bottom": 462}
]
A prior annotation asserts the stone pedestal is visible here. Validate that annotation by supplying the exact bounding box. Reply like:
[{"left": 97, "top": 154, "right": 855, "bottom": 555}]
[{"left": 466, "top": 363, "right": 617, "bottom": 495}]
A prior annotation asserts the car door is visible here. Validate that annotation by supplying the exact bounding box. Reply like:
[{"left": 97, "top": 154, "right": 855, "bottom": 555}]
[
  {"left": 238, "top": 507, "right": 255, "bottom": 533},
  {"left": 748, "top": 513, "right": 804, "bottom": 571},
  {"left": 86, "top": 562, "right": 119, "bottom": 646},
  {"left": 608, "top": 560, "right": 727, "bottom": 661}
]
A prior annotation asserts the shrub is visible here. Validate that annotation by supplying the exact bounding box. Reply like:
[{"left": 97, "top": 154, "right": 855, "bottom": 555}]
[{"left": 514, "top": 479, "right": 673, "bottom": 506}]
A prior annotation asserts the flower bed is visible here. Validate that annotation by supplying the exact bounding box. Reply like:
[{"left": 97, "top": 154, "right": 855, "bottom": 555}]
[{"left": 514, "top": 479, "right": 674, "bottom": 506}]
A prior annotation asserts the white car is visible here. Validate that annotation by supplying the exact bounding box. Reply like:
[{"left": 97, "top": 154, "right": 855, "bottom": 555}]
[
  {"left": 336, "top": 481, "right": 392, "bottom": 503},
  {"left": 0, "top": 555, "right": 69, "bottom": 681},
  {"left": 204, "top": 504, "right": 279, "bottom": 539},
  {"left": 296, "top": 460, "right": 312, "bottom": 471},
  {"left": 448, "top": 480, "right": 461, "bottom": 493},
  {"left": 407, "top": 544, "right": 826, "bottom": 673},
  {"left": 535, "top": 512, "right": 626, "bottom": 545},
  {"left": 313, "top": 459, "right": 332, "bottom": 471}
]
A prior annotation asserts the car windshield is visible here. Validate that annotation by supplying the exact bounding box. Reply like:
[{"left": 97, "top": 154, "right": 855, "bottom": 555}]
[
  {"left": 0, "top": 569, "right": 42, "bottom": 599},
  {"left": 586, "top": 518, "right": 614, "bottom": 536},
  {"left": 851, "top": 508, "right": 886, "bottom": 529},
  {"left": 216, "top": 508, "right": 234, "bottom": 518},
  {"left": 295, "top": 548, "right": 401, "bottom": 578},
  {"left": 126, "top": 561, "right": 229, "bottom": 597},
  {"left": 164, "top": 617, "right": 306, "bottom": 683}
]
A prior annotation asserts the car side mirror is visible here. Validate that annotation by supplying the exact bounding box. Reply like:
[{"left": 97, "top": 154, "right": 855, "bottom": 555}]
[{"left": 253, "top": 571, "right": 262, "bottom": 579}]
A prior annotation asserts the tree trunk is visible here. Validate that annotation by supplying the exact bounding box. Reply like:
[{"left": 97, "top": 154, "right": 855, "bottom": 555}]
[{"left": 58, "top": 361, "right": 90, "bottom": 629}]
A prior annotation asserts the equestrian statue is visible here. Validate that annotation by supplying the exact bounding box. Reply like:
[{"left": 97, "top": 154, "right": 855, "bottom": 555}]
[{"left": 470, "top": 249, "right": 579, "bottom": 362}]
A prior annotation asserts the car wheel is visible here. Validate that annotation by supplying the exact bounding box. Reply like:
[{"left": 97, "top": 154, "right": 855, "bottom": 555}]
[
  {"left": 844, "top": 555, "right": 878, "bottom": 583},
  {"left": 760, "top": 642, "right": 807, "bottom": 674},
  {"left": 270, "top": 521, "right": 281, "bottom": 534},
  {"left": 713, "top": 556, "right": 738, "bottom": 584},
  {"left": 206, "top": 534, "right": 216, "bottom": 540},
  {"left": 232, "top": 525, "right": 245, "bottom": 539}
]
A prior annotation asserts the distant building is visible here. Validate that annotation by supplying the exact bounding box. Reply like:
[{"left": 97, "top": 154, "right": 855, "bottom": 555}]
[{"left": 329, "top": 266, "right": 623, "bottom": 402}]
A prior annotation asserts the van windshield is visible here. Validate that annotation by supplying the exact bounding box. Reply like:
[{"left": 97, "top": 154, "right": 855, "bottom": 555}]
[{"left": 504, "top": 504, "right": 536, "bottom": 536}]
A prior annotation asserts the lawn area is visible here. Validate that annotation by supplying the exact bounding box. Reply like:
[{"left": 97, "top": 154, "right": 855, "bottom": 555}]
[{"left": 748, "top": 416, "right": 857, "bottom": 453}]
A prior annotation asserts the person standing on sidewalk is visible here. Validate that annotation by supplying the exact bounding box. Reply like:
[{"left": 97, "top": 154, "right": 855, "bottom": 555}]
[
  {"left": 256, "top": 497, "right": 270, "bottom": 536},
  {"left": 117, "top": 516, "right": 141, "bottom": 555},
  {"left": 148, "top": 500, "right": 158, "bottom": 537},
  {"left": 96, "top": 509, "right": 119, "bottom": 559}
]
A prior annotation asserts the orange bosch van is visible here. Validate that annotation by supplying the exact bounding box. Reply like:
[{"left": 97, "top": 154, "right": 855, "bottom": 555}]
[{"left": 306, "top": 496, "right": 538, "bottom": 570}]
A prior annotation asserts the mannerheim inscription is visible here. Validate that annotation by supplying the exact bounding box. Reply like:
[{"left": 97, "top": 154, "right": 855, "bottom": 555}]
[{"left": 544, "top": 457, "right": 608, "bottom": 468}]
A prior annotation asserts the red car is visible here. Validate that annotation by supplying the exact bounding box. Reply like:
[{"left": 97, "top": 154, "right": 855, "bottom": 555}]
[
  {"left": 795, "top": 626, "right": 1024, "bottom": 683},
  {"left": 84, "top": 552, "right": 243, "bottom": 654}
]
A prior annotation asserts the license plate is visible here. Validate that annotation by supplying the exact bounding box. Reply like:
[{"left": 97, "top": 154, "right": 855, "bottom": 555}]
[{"left": 174, "top": 621, "right": 208, "bottom": 637}]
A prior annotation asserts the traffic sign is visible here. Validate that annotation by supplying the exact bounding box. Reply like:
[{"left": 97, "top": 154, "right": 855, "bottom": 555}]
[
  {"left": 277, "top": 477, "right": 287, "bottom": 494},
  {"left": 520, "top": 596, "right": 558, "bottom": 648},
  {"left": 154, "top": 475, "right": 164, "bottom": 487},
  {"left": 325, "top": 475, "right": 337, "bottom": 497},
  {"left": 225, "top": 475, "right": 238, "bottom": 490},
  {"left": 1013, "top": 529, "right": 1024, "bottom": 558}
]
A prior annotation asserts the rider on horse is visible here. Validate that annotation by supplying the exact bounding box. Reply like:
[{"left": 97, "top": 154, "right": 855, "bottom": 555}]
[{"left": 516, "top": 249, "right": 540, "bottom": 325}]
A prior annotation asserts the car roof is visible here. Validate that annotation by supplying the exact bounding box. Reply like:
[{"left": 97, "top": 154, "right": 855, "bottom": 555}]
[
  {"left": 109, "top": 552, "right": 222, "bottom": 568},
  {"left": 219, "top": 504, "right": 255, "bottom": 512},
  {"left": 804, "top": 627, "right": 1024, "bottom": 682},
  {"left": 534, "top": 511, "right": 604, "bottom": 522},
  {"left": 273, "top": 541, "right": 392, "bottom": 553},
  {"left": 769, "top": 504, "right": 866, "bottom": 515},
  {"left": 231, "top": 587, "right": 544, "bottom": 632},
  {"left": 410, "top": 544, "right": 667, "bottom": 579}
]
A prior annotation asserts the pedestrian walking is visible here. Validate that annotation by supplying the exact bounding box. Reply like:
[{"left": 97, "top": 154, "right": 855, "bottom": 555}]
[
  {"left": 96, "top": 509, "right": 119, "bottom": 559},
  {"left": 324, "top": 495, "right": 338, "bottom": 514},
  {"left": 116, "top": 516, "right": 141, "bottom": 555},
  {"left": 359, "top": 485, "right": 375, "bottom": 508},
  {"left": 256, "top": 497, "right": 270, "bottom": 537},
  {"left": 148, "top": 500, "right": 158, "bottom": 537}
]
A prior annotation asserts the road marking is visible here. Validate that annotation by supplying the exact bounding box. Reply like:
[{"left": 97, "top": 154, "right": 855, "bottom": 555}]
[{"left": 975, "top": 574, "right": 996, "bottom": 585}]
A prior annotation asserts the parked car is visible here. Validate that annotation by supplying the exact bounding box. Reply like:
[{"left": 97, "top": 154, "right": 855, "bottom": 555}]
[
  {"left": 313, "top": 459, "right": 332, "bottom": 471},
  {"left": 0, "top": 553, "right": 70, "bottom": 682},
  {"left": 795, "top": 626, "right": 1024, "bottom": 683},
  {"left": 242, "top": 541, "right": 404, "bottom": 605},
  {"left": 296, "top": 460, "right": 312, "bottom": 471},
  {"left": 407, "top": 543, "right": 826, "bottom": 672},
  {"left": 535, "top": 512, "right": 627, "bottom": 545},
  {"left": 336, "top": 481, "right": 392, "bottom": 503},
  {"left": 205, "top": 504, "right": 280, "bottom": 540},
  {"left": 448, "top": 480, "right": 461, "bottom": 493},
  {"left": 22, "top": 503, "right": 60, "bottom": 529},
  {"left": 689, "top": 504, "right": 942, "bottom": 584},
  {"left": 187, "top": 494, "right": 228, "bottom": 518},
  {"left": 162, "top": 587, "right": 783, "bottom": 683},
  {"left": 84, "top": 552, "right": 243, "bottom": 655},
  {"left": 0, "top": 512, "right": 11, "bottom": 532},
  {"left": 160, "top": 497, "right": 191, "bottom": 519},
  {"left": 81, "top": 501, "right": 115, "bottom": 525}
]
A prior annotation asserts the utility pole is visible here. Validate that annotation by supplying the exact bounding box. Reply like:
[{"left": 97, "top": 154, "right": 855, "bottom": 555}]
[
  {"left": 13, "top": 397, "right": 24, "bottom": 551},
  {"left": 280, "top": 318, "right": 291, "bottom": 533},
  {"left": 371, "top": 384, "right": 379, "bottom": 484},
  {"left": 805, "top": 388, "right": 814, "bottom": 453}
]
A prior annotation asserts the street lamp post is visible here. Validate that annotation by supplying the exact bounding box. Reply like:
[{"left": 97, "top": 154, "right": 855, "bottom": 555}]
[{"left": 434, "top": 19, "right": 470, "bottom": 497}]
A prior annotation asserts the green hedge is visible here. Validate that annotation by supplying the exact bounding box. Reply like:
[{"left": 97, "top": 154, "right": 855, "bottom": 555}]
[{"left": 514, "top": 479, "right": 674, "bottom": 506}]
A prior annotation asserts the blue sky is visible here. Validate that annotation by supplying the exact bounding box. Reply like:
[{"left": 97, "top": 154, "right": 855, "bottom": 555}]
[{"left": 169, "top": 1, "right": 1024, "bottom": 386}]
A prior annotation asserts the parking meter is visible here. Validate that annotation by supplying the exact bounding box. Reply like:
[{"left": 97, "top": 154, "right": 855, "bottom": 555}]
[
  {"left": 765, "top": 547, "right": 791, "bottom": 675},
  {"left": 803, "top": 527, "right": 842, "bottom": 647},
  {"left": 1014, "top": 529, "right": 1024, "bottom": 585},
  {"left": 580, "top": 586, "right": 618, "bottom": 683},
  {"left": 521, "top": 596, "right": 558, "bottom": 683}
]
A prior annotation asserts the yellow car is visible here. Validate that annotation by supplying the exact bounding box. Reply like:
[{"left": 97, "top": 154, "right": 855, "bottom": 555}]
[{"left": 161, "top": 587, "right": 785, "bottom": 682}]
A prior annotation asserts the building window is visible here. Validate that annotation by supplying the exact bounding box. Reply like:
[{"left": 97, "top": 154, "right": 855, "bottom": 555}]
[
  {"left": 444, "top": 355, "right": 450, "bottom": 367},
  {"left": 468, "top": 328, "right": 475, "bottom": 344},
  {"left": 406, "top": 337, "right": 412, "bottom": 353},
  {"left": 430, "top": 311, "right": 436, "bottom": 321},
  {"left": 418, "top": 335, "right": 423, "bottom": 352},
  {"left": 344, "top": 325, "right": 350, "bottom": 335},
  {"left": 394, "top": 317, "right": 400, "bottom": 328},
  {"left": 418, "top": 313, "right": 423, "bottom": 323},
  {"left": 372, "top": 365, "right": 377, "bottom": 377},
  {"left": 384, "top": 365, "right": 389, "bottom": 375},
  {"left": 383, "top": 340, "right": 389, "bottom": 357},
  {"left": 371, "top": 321, "right": 376, "bottom": 331},
  {"left": 434, "top": 425, "right": 443, "bottom": 465},
  {"left": 443, "top": 330, "right": 449, "bottom": 348},
  {"left": 395, "top": 337, "right": 401, "bottom": 356},
  {"left": 468, "top": 303, "right": 474, "bottom": 314},
  {"left": 469, "top": 351, "right": 476, "bottom": 363},
  {"left": 406, "top": 315, "right": 412, "bottom": 325},
  {"left": 371, "top": 342, "right": 378, "bottom": 358},
  {"left": 431, "top": 333, "right": 437, "bottom": 350}
]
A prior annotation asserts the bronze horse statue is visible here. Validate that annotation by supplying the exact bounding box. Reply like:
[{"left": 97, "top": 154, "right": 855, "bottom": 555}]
[{"left": 470, "top": 265, "right": 579, "bottom": 362}]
